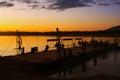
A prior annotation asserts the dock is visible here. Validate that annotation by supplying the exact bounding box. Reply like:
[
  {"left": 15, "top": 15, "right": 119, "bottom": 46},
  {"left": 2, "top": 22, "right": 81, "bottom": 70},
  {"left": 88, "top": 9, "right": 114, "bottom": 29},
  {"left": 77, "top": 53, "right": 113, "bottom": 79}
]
[
  {"left": 1, "top": 41, "right": 119, "bottom": 76},
  {"left": 4, "top": 45, "right": 116, "bottom": 63},
  {"left": 7, "top": 28, "right": 119, "bottom": 65}
]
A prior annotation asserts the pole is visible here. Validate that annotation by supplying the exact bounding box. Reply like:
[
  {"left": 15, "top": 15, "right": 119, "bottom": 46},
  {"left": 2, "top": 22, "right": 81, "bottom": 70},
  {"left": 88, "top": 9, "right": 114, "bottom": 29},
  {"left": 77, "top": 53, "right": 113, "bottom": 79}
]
[{"left": 16, "top": 30, "right": 24, "bottom": 54}]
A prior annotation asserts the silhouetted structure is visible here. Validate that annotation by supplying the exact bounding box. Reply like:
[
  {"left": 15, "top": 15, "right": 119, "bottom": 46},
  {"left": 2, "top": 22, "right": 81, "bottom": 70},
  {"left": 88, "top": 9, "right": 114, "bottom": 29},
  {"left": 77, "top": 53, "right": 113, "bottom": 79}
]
[
  {"left": 16, "top": 30, "right": 24, "bottom": 54},
  {"left": 45, "top": 45, "right": 49, "bottom": 52},
  {"left": 31, "top": 47, "right": 38, "bottom": 53},
  {"left": 55, "top": 42, "right": 62, "bottom": 58}
]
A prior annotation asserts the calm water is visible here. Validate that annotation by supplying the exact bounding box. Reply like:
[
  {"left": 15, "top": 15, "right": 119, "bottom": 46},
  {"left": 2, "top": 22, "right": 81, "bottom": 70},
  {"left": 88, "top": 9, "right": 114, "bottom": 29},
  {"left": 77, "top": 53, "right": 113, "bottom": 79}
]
[
  {"left": 0, "top": 36, "right": 55, "bottom": 56},
  {"left": 50, "top": 50, "right": 120, "bottom": 79},
  {"left": 0, "top": 36, "right": 119, "bottom": 56}
]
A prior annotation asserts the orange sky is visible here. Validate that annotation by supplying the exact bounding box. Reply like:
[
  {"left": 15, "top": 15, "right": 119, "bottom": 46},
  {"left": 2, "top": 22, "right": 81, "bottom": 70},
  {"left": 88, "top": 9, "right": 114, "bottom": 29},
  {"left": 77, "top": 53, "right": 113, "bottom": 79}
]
[{"left": 0, "top": 0, "right": 120, "bottom": 32}]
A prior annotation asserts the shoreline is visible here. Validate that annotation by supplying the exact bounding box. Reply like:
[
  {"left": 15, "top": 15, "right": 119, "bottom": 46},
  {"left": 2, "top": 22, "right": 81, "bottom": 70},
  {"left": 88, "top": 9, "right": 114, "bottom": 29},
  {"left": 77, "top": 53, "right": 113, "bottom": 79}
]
[{"left": 0, "top": 31, "right": 119, "bottom": 37}]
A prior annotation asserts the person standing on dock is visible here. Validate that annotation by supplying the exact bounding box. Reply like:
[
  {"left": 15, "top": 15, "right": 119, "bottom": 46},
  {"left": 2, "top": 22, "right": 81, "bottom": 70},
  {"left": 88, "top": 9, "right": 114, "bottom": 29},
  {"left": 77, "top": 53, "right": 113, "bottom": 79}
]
[
  {"left": 81, "top": 40, "right": 87, "bottom": 53},
  {"left": 78, "top": 40, "right": 81, "bottom": 47},
  {"left": 45, "top": 45, "right": 49, "bottom": 52},
  {"left": 55, "top": 42, "right": 62, "bottom": 58},
  {"left": 61, "top": 43, "right": 66, "bottom": 57}
]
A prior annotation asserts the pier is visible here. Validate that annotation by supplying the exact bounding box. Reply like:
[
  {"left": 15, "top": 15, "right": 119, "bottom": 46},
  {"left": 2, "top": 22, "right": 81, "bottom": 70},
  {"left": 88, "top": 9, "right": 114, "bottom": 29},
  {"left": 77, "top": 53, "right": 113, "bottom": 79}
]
[
  {"left": 1, "top": 39, "right": 119, "bottom": 76},
  {"left": 0, "top": 29, "right": 120, "bottom": 79}
]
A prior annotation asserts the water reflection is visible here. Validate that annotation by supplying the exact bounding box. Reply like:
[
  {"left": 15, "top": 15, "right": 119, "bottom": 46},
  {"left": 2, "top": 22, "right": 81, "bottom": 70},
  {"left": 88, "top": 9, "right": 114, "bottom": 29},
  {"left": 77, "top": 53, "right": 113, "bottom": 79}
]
[
  {"left": 93, "top": 58, "right": 97, "bottom": 66},
  {"left": 81, "top": 63, "right": 87, "bottom": 72},
  {"left": 57, "top": 70, "right": 67, "bottom": 79},
  {"left": 55, "top": 68, "right": 73, "bottom": 79},
  {"left": 50, "top": 49, "right": 120, "bottom": 79},
  {"left": 114, "top": 50, "right": 118, "bottom": 62}
]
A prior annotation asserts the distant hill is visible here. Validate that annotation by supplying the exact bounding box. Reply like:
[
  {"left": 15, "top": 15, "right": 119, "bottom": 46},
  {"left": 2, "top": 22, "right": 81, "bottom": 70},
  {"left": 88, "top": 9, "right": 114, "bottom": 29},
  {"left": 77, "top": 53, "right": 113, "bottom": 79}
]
[
  {"left": 105, "top": 25, "right": 120, "bottom": 31},
  {"left": 0, "top": 25, "right": 119, "bottom": 37}
]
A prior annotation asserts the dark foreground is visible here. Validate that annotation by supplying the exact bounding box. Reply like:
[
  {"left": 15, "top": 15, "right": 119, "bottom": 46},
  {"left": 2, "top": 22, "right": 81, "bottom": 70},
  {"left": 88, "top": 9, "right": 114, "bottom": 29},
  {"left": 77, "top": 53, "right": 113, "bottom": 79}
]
[{"left": 0, "top": 44, "right": 120, "bottom": 80}]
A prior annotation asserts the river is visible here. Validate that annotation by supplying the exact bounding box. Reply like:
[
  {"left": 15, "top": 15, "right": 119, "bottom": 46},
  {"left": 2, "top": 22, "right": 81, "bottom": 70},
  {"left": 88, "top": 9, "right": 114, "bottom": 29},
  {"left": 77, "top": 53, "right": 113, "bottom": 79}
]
[
  {"left": 0, "top": 36, "right": 119, "bottom": 57},
  {"left": 50, "top": 49, "right": 120, "bottom": 79}
]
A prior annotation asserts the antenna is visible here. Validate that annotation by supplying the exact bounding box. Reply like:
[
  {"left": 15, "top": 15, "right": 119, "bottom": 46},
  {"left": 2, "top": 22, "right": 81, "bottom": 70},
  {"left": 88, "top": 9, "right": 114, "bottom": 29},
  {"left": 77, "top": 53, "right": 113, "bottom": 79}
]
[{"left": 16, "top": 30, "right": 24, "bottom": 54}]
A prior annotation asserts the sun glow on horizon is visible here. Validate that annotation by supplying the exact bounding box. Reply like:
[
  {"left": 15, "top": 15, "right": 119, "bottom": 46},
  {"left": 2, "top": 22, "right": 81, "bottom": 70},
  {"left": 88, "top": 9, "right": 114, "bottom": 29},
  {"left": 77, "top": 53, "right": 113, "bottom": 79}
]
[{"left": 0, "top": 2, "right": 120, "bottom": 32}]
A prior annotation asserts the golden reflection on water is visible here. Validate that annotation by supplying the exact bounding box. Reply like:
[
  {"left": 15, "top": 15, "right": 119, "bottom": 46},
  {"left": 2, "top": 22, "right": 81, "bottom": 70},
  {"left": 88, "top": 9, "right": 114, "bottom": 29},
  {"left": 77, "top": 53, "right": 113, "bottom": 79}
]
[{"left": 0, "top": 36, "right": 119, "bottom": 56}]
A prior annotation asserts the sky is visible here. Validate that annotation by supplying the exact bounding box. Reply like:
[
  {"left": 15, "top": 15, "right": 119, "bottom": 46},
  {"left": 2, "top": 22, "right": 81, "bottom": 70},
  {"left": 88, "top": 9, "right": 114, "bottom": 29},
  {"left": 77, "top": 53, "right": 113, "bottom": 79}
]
[{"left": 0, "top": 0, "right": 120, "bottom": 32}]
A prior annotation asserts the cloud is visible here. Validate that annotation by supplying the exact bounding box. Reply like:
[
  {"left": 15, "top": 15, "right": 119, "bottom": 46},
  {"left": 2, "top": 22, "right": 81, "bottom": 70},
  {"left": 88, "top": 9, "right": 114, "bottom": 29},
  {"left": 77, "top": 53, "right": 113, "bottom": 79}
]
[
  {"left": 0, "top": 1, "right": 14, "bottom": 8},
  {"left": 9, "top": 0, "right": 40, "bottom": 4},
  {"left": 115, "top": 2, "right": 120, "bottom": 5},
  {"left": 46, "top": 0, "right": 95, "bottom": 10},
  {"left": 27, "top": 4, "right": 45, "bottom": 9},
  {"left": 46, "top": 0, "right": 120, "bottom": 10},
  {"left": 113, "top": 0, "right": 120, "bottom": 5},
  {"left": 16, "top": 0, "right": 39, "bottom": 4},
  {"left": 9, "top": 0, "right": 41, "bottom": 9},
  {"left": 98, "top": 3, "right": 110, "bottom": 6},
  {"left": 0, "top": 0, "right": 120, "bottom": 10}
]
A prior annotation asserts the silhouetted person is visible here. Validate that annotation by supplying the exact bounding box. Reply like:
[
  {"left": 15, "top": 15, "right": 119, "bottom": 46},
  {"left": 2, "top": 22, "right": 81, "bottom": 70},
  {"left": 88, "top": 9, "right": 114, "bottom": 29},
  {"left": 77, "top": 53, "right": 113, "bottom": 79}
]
[
  {"left": 55, "top": 42, "right": 62, "bottom": 58},
  {"left": 73, "top": 43, "right": 75, "bottom": 47},
  {"left": 78, "top": 40, "right": 81, "bottom": 47},
  {"left": 45, "top": 45, "right": 49, "bottom": 52},
  {"left": 61, "top": 43, "right": 64, "bottom": 50},
  {"left": 61, "top": 43, "right": 66, "bottom": 57}
]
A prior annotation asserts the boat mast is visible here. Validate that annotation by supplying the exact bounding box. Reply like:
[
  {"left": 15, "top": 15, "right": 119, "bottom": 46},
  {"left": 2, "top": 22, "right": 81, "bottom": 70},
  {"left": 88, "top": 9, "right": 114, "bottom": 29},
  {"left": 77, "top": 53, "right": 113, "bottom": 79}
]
[{"left": 16, "top": 30, "right": 24, "bottom": 54}]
